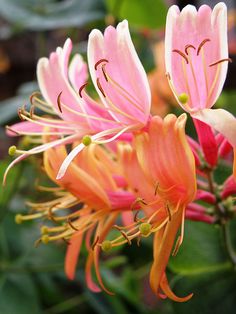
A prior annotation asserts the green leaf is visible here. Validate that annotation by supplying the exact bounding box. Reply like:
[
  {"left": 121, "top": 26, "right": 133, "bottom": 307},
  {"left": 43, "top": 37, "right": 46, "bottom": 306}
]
[
  {"left": 0, "top": 0, "right": 105, "bottom": 31},
  {"left": 0, "top": 274, "right": 41, "bottom": 314},
  {"left": 0, "top": 81, "right": 37, "bottom": 124},
  {"left": 168, "top": 221, "right": 231, "bottom": 276},
  {"left": 171, "top": 270, "right": 236, "bottom": 314},
  {"left": 168, "top": 220, "right": 236, "bottom": 314},
  {"left": 106, "top": 0, "right": 168, "bottom": 29}
]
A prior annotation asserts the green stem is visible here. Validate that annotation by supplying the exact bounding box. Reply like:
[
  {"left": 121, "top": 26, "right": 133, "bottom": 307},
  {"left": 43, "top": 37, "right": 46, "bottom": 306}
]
[{"left": 222, "top": 222, "right": 236, "bottom": 266}]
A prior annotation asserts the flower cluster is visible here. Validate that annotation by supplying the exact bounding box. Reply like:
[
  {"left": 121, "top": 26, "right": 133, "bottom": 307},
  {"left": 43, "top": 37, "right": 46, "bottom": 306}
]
[{"left": 5, "top": 2, "right": 236, "bottom": 302}]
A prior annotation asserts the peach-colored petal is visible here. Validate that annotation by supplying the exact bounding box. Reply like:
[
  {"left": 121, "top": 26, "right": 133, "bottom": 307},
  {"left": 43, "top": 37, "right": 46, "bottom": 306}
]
[{"left": 65, "top": 232, "right": 83, "bottom": 280}]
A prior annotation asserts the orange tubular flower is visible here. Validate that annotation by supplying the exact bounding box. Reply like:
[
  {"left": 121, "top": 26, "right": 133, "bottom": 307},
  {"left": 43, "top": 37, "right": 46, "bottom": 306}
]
[
  {"left": 119, "top": 114, "right": 196, "bottom": 302},
  {"left": 17, "top": 140, "right": 136, "bottom": 294}
]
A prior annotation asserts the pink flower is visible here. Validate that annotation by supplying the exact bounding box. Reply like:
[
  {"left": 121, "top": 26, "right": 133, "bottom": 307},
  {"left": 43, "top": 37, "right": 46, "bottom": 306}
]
[
  {"left": 165, "top": 2, "right": 236, "bottom": 147},
  {"left": 5, "top": 20, "right": 151, "bottom": 183}
]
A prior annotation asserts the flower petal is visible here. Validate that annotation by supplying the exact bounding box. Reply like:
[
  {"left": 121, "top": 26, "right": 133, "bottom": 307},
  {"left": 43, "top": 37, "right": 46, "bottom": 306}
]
[
  {"left": 88, "top": 20, "right": 151, "bottom": 126},
  {"left": 192, "top": 108, "right": 236, "bottom": 147}
]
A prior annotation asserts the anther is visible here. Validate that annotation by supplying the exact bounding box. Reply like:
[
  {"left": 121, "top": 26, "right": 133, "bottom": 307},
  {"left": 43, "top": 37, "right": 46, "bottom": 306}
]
[
  {"left": 8, "top": 145, "right": 17, "bottom": 156},
  {"left": 184, "top": 44, "right": 196, "bottom": 55},
  {"left": 18, "top": 108, "right": 25, "bottom": 121},
  {"left": 101, "top": 240, "right": 112, "bottom": 252},
  {"left": 96, "top": 78, "right": 106, "bottom": 97},
  {"left": 139, "top": 222, "right": 152, "bottom": 237},
  {"left": 94, "top": 59, "right": 109, "bottom": 70},
  {"left": 165, "top": 203, "right": 172, "bottom": 221},
  {"left": 15, "top": 214, "right": 23, "bottom": 224},
  {"left": 29, "top": 105, "right": 35, "bottom": 118},
  {"left": 101, "top": 64, "right": 108, "bottom": 82},
  {"left": 209, "top": 58, "right": 232, "bottom": 67},
  {"left": 78, "top": 82, "right": 89, "bottom": 98},
  {"left": 178, "top": 93, "right": 189, "bottom": 104},
  {"left": 134, "top": 210, "right": 140, "bottom": 222},
  {"left": 92, "top": 236, "right": 99, "bottom": 250},
  {"left": 41, "top": 226, "right": 49, "bottom": 234},
  {"left": 120, "top": 231, "right": 131, "bottom": 245},
  {"left": 57, "top": 91, "right": 63, "bottom": 113},
  {"left": 67, "top": 219, "right": 79, "bottom": 231},
  {"left": 41, "top": 235, "right": 49, "bottom": 244},
  {"left": 30, "top": 91, "right": 41, "bottom": 105},
  {"left": 82, "top": 135, "right": 92, "bottom": 146},
  {"left": 197, "top": 38, "right": 210, "bottom": 55},
  {"left": 172, "top": 49, "right": 188, "bottom": 64}
]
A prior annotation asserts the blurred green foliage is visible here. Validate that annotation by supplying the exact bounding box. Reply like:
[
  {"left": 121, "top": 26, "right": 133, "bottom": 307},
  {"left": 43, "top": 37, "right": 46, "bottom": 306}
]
[{"left": 0, "top": 0, "right": 236, "bottom": 313}]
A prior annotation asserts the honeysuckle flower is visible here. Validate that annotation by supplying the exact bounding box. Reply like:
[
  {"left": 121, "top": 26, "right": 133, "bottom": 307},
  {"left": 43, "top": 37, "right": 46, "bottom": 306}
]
[
  {"left": 5, "top": 20, "right": 151, "bottom": 183},
  {"left": 165, "top": 2, "right": 236, "bottom": 148},
  {"left": 15, "top": 138, "right": 137, "bottom": 294},
  {"left": 116, "top": 114, "right": 197, "bottom": 301}
]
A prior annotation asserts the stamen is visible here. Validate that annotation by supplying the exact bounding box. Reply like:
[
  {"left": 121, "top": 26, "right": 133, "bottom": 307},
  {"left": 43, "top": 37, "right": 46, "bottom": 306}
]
[
  {"left": 172, "top": 49, "right": 188, "bottom": 64},
  {"left": 5, "top": 126, "right": 20, "bottom": 135},
  {"left": 96, "top": 78, "right": 106, "bottom": 97},
  {"left": 184, "top": 44, "right": 196, "bottom": 55},
  {"left": 57, "top": 91, "right": 63, "bottom": 113},
  {"left": 209, "top": 58, "right": 232, "bottom": 67},
  {"left": 94, "top": 59, "right": 109, "bottom": 70},
  {"left": 197, "top": 38, "right": 210, "bottom": 56},
  {"left": 78, "top": 82, "right": 89, "bottom": 98}
]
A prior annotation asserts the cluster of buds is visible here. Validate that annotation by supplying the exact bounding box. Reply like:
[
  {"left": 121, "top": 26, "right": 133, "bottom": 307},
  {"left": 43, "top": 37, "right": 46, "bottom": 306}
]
[{"left": 5, "top": 2, "right": 236, "bottom": 302}]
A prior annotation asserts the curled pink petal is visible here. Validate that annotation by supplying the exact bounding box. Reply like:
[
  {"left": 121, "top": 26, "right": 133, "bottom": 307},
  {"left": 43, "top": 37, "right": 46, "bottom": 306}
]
[{"left": 192, "top": 108, "right": 236, "bottom": 147}]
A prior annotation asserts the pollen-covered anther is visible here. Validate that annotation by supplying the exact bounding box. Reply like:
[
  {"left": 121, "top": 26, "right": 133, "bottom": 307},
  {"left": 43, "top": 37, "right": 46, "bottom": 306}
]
[
  {"left": 197, "top": 38, "right": 211, "bottom": 55},
  {"left": 209, "top": 58, "right": 232, "bottom": 67},
  {"left": 184, "top": 44, "right": 196, "bottom": 55},
  {"left": 78, "top": 82, "right": 89, "bottom": 98},
  {"left": 172, "top": 49, "right": 188, "bottom": 64},
  {"left": 96, "top": 78, "right": 106, "bottom": 97},
  {"left": 94, "top": 58, "right": 109, "bottom": 70},
  {"left": 139, "top": 222, "right": 152, "bottom": 237},
  {"left": 57, "top": 91, "right": 63, "bottom": 113},
  {"left": 8, "top": 145, "right": 17, "bottom": 156},
  {"left": 178, "top": 93, "right": 189, "bottom": 104},
  {"left": 101, "top": 240, "right": 112, "bottom": 252},
  {"left": 82, "top": 135, "right": 92, "bottom": 146}
]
